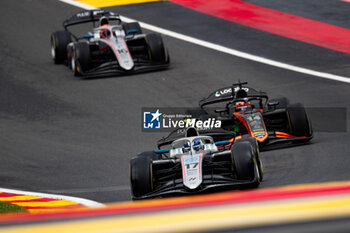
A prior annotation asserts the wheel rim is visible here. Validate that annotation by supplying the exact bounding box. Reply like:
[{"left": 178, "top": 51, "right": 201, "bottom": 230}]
[
  {"left": 255, "top": 162, "right": 260, "bottom": 182},
  {"left": 71, "top": 56, "right": 75, "bottom": 72},
  {"left": 51, "top": 44, "right": 55, "bottom": 59}
]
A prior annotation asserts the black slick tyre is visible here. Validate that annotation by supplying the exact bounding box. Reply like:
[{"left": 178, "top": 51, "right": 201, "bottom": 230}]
[
  {"left": 146, "top": 34, "right": 169, "bottom": 63},
  {"left": 71, "top": 42, "right": 91, "bottom": 77},
  {"left": 231, "top": 141, "right": 260, "bottom": 188},
  {"left": 51, "top": 30, "right": 71, "bottom": 64},
  {"left": 287, "top": 103, "right": 312, "bottom": 137},
  {"left": 130, "top": 155, "right": 153, "bottom": 199},
  {"left": 240, "top": 136, "right": 263, "bottom": 181}
]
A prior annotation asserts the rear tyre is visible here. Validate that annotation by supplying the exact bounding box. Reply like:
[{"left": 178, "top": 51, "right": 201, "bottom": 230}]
[
  {"left": 123, "top": 22, "right": 143, "bottom": 35},
  {"left": 287, "top": 103, "right": 312, "bottom": 137},
  {"left": 51, "top": 30, "right": 71, "bottom": 64},
  {"left": 240, "top": 136, "right": 263, "bottom": 181},
  {"left": 146, "top": 34, "right": 169, "bottom": 63},
  {"left": 130, "top": 156, "right": 153, "bottom": 199},
  {"left": 231, "top": 141, "right": 260, "bottom": 188},
  {"left": 72, "top": 42, "right": 91, "bottom": 77}
]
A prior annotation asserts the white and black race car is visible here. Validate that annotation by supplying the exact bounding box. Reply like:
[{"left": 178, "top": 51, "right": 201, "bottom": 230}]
[
  {"left": 130, "top": 127, "right": 262, "bottom": 200},
  {"left": 50, "top": 10, "right": 169, "bottom": 77}
]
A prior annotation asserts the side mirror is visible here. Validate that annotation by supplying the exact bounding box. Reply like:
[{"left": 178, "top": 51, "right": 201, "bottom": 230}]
[
  {"left": 215, "top": 141, "right": 231, "bottom": 146},
  {"left": 83, "top": 34, "right": 94, "bottom": 39},
  {"left": 215, "top": 108, "right": 227, "bottom": 113},
  {"left": 154, "top": 149, "right": 169, "bottom": 154},
  {"left": 268, "top": 101, "right": 279, "bottom": 107}
]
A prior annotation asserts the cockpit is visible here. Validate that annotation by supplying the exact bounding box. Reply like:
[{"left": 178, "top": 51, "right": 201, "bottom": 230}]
[
  {"left": 92, "top": 25, "right": 125, "bottom": 39},
  {"left": 169, "top": 136, "right": 217, "bottom": 157}
]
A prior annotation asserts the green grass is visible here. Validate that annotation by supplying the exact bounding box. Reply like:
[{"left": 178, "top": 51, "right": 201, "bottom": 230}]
[{"left": 0, "top": 201, "right": 27, "bottom": 214}]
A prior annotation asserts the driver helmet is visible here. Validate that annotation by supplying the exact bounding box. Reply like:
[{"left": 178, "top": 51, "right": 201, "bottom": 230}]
[
  {"left": 192, "top": 140, "right": 202, "bottom": 151},
  {"left": 236, "top": 89, "right": 247, "bottom": 99},
  {"left": 183, "top": 141, "right": 191, "bottom": 152},
  {"left": 235, "top": 101, "right": 248, "bottom": 111},
  {"left": 99, "top": 28, "right": 111, "bottom": 39}
]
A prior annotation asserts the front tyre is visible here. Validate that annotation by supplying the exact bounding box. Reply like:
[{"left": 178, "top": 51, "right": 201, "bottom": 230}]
[
  {"left": 129, "top": 156, "right": 153, "bottom": 199},
  {"left": 51, "top": 30, "right": 71, "bottom": 64},
  {"left": 146, "top": 34, "right": 169, "bottom": 63},
  {"left": 231, "top": 141, "right": 260, "bottom": 188},
  {"left": 287, "top": 103, "right": 312, "bottom": 137},
  {"left": 239, "top": 136, "right": 263, "bottom": 181},
  {"left": 71, "top": 42, "right": 91, "bottom": 77}
]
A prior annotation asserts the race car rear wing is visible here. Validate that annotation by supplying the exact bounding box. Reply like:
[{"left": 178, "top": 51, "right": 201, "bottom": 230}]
[
  {"left": 199, "top": 83, "right": 268, "bottom": 108},
  {"left": 63, "top": 10, "right": 121, "bottom": 29},
  {"left": 157, "top": 128, "right": 236, "bottom": 149}
]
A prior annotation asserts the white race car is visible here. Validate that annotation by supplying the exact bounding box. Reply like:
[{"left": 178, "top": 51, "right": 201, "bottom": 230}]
[
  {"left": 130, "top": 127, "right": 262, "bottom": 200},
  {"left": 50, "top": 10, "right": 169, "bottom": 77}
]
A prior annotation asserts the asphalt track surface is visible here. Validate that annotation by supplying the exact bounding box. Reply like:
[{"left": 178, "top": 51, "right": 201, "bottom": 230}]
[{"left": 1, "top": 0, "right": 350, "bottom": 222}]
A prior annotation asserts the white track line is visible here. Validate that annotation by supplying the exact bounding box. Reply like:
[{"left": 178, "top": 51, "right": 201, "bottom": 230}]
[
  {"left": 127, "top": 17, "right": 350, "bottom": 84},
  {"left": 44, "top": 185, "right": 130, "bottom": 194},
  {"left": 0, "top": 188, "right": 104, "bottom": 207},
  {"left": 58, "top": 0, "right": 350, "bottom": 84}
]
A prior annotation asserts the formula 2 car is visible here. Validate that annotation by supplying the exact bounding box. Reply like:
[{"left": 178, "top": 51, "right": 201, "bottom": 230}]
[
  {"left": 50, "top": 10, "right": 169, "bottom": 77},
  {"left": 130, "top": 127, "right": 262, "bottom": 200},
  {"left": 191, "top": 81, "right": 312, "bottom": 148}
]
